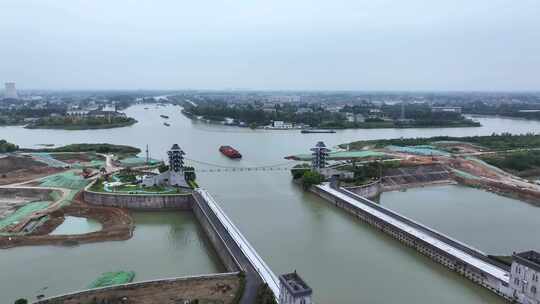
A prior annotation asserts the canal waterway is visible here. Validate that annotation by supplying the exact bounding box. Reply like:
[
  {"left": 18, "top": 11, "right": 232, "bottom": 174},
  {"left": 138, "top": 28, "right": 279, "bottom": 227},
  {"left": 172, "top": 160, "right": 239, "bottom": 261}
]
[{"left": 3, "top": 104, "right": 540, "bottom": 303}]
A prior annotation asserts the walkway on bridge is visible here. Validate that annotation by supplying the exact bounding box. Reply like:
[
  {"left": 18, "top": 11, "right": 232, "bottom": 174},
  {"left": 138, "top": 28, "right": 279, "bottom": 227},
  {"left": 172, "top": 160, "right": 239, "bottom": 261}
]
[
  {"left": 194, "top": 189, "right": 280, "bottom": 303},
  {"left": 318, "top": 183, "right": 509, "bottom": 283}
]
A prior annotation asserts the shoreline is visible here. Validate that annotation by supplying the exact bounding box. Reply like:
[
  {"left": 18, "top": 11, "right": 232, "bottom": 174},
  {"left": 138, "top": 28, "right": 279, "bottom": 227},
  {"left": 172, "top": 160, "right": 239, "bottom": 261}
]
[{"left": 24, "top": 119, "right": 138, "bottom": 130}]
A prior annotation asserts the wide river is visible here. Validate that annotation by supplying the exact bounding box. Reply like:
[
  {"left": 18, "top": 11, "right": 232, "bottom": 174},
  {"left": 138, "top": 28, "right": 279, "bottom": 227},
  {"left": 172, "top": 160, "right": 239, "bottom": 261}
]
[{"left": 2, "top": 104, "right": 540, "bottom": 303}]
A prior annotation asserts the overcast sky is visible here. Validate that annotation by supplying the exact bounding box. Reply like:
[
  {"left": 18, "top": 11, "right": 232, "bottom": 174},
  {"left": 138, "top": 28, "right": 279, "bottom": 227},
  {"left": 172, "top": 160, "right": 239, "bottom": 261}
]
[{"left": 1, "top": 0, "right": 539, "bottom": 91}]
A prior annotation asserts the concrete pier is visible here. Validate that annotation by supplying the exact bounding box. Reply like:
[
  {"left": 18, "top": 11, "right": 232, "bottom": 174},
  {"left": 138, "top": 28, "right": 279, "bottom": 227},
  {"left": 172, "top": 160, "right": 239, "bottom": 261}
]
[
  {"left": 193, "top": 188, "right": 280, "bottom": 303},
  {"left": 312, "top": 183, "right": 513, "bottom": 301}
]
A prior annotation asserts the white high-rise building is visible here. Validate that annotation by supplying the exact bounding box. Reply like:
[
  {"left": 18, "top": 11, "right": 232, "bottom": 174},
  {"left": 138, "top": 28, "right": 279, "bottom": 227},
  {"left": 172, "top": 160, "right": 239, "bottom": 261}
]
[{"left": 4, "top": 82, "right": 18, "bottom": 99}]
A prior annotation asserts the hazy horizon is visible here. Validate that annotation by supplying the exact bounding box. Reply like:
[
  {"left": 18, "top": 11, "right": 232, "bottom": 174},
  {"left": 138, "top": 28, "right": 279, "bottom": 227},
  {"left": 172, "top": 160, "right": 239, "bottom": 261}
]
[{"left": 1, "top": 0, "right": 539, "bottom": 91}]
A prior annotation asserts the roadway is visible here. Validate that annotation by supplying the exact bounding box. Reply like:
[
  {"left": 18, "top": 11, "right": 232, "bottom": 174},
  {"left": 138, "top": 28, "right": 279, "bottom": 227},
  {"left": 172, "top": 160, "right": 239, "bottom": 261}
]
[
  {"left": 194, "top": 189, "right": 280, "bottom": 303},
  {"left": 318, "top": 183, "right": 510, "bottom": 283}
]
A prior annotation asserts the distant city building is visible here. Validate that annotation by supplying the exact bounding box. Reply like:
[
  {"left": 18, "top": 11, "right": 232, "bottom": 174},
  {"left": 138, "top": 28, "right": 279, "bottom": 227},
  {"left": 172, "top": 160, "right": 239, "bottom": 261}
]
[
  {"left": 66, "top": 110, "right": 90, "bottom": 119},
  {"left": 295, "top": 107, "right": 312, "bottom": 114},
  {"left": 272, "top": 121, "right": 293, "bottom": 129},
  {"left": 4, "top": 82, "right": 18, "bottom": 99},
  {"left": 262, "top": 103, "right": 277, "bottom": 113},
  {"left": 431, "top": 106, "right": 462, "bottom": 114},
  {"left": 510, "top": 251, "right": 540, "bottom": 303},
  {"left": 279, "top": 271, "right": 312, "bottom": 304},
  {"left": 354, "top": 113, "right": 365, "bottom": 123}
]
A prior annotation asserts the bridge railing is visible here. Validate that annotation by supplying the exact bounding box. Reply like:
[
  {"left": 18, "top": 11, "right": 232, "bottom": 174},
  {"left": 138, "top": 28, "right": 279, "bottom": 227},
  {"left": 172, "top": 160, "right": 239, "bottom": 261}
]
[
  {"left": 335, "top": 186, "right": 510, "bottom": 271},
  {"left": 196, "top": 188, "right": 281, "bottom": 299}
]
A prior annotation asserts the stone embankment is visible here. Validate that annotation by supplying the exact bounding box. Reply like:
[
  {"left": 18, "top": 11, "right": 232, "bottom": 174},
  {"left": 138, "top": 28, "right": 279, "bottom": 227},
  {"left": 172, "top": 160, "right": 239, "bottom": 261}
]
[
  {"left": 83, "top": 183, "right": 193, "bottom": 210},
  {"left": 344, "top": 164, "right": 454, "bottom": 199}
]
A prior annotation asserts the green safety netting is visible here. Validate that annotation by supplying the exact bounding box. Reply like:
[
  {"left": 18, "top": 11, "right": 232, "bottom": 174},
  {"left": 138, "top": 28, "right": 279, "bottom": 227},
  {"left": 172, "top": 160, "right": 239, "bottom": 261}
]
[
  {"left": 40, "top": 171, "right": 90, "bottom": 190},
  {"left": 71, "top": 160, "right": 105, "bottom": 169},
  {"left": 451, "top": 168, "right": 482, "bottom": 180},
  {"left": 292, "top": 150, "right": 386, "bottom": 161},
  {"left": 386, "top": 145, "right": 450, "bottom": 156},
  {"left": 30, "top": 153, "right": 69, "bottom": 168},
  {"left": 119, "top": 157, "right": 161, "bottom": 167},
  {"left": 0, "top": 201, "right": 51, "bottom": 231},
  {"left": 88, "top": 271, "right": 135, "bottom": 288}
]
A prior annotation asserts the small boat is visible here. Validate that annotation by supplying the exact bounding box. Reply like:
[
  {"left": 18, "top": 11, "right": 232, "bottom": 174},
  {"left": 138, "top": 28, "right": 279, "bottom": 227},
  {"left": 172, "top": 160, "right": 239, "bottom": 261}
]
[
  {"left": 301, "top": 129, "right": 336, "bottom": 134},
  {"left": 219, "top": 145, "right": 242, "bottom": 159},
  {"left": 160, "top": 115, "right": 169, "bottom": 119},
  {"left": 163, "top": 122, "right": 170, "bottom": 127}
]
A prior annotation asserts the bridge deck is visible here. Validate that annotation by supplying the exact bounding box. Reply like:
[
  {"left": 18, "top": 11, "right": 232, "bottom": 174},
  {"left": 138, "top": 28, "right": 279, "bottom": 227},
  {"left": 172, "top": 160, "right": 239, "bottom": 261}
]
[
  {"left": 318, "top": 184, "right": 509, "bottom": 283},
  {"left": 196, "top": 189, "right": 281, "bottom": 299}
]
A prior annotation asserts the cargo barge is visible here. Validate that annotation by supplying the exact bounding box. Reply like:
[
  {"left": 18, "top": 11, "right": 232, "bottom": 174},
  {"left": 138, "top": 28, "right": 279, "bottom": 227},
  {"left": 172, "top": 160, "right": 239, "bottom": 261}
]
[
  {"left": 219, "top": 145, "right": 242, "bottom": 159},
  {"left": 301, "top": 129, "right": 336, "bottom": 134}
]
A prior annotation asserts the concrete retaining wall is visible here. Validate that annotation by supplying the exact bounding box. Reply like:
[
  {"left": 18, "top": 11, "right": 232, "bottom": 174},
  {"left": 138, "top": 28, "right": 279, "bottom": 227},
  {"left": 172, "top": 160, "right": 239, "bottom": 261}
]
[
  {"left": 192, "top": 192, "right": 243, "bottom": 272},
  {"left": 310, "top": 185, "right": 512, "bottom": 301},
  {"left": 83, "top": 190, "right": 193, "bottom": 210},
  {"left": 33, "top": 272, "right": 240, "bottom": 304},
  {"left": 344, "top": 180, "right": 381, "bottom": 199},
  {"left": 0, "top": 187, "right": 57, "bottom": 201}
]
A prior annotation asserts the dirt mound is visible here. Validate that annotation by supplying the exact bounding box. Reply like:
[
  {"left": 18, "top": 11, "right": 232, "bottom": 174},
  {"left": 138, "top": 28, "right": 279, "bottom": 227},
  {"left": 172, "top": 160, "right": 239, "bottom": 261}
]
[
  {"left": 51, "top": 153, "right": 95, "bottom": 163},
  {"left": 0, "top": 155, "right": 46, "bottom": 174},
  {"left": 0, "top": 193, "right": 134, "bottom": 249}
]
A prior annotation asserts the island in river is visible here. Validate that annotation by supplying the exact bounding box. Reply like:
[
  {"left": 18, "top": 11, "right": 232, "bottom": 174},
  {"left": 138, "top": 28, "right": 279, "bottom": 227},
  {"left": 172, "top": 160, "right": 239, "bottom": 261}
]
[
  {"left": 181, "top": 100, "right": 480, "bottom": 129},
  {"left": 25, "top": 116, "right": 137, "bottom": 130}
]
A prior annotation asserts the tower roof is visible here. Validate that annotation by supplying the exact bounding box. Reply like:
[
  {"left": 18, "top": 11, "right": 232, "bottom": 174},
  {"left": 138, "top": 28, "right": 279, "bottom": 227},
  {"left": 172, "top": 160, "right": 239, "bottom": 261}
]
[
  {"left": 171, "top": 144, "right": 181, "bottom": 150},
  {"left": 279, "top": 272, "right": 312, "bottom": 297},
  {"left": 315, "top": 141, "right": 326, "bottom": 148}
]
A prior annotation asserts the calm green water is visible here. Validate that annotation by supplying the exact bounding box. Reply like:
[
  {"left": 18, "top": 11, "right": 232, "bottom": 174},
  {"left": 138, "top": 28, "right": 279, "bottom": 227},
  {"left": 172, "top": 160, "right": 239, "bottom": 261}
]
[
  {"left": 380, "top": 185, "right": 540, "bottom": 254},
  {"left": 0, "top": 212, "right": 223, "bottom": 302},
  {"left": 50, "top": 216, "right": 102, "bottom": 235},
  {"left": 3, "top": 104, "right": 540, "bottom": 303}
]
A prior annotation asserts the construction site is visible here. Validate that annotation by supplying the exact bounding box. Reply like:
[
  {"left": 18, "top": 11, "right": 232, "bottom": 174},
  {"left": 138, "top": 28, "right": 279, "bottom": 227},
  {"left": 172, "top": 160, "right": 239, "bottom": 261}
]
[
  {"left": 0, "top": 152, "right": 138, "bottom": 249},
  {"left": 290, "top": 138, "right": 540, "bottom": 204}
]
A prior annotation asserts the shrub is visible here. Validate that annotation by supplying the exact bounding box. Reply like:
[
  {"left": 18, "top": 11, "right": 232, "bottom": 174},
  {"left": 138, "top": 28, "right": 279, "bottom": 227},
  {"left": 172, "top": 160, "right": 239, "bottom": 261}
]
[
  {"left": 301, "top": 170, "right": 325, "bottom": 189},
  {"left": 291, "top": 163, "right": 311, "bottom": 179}
]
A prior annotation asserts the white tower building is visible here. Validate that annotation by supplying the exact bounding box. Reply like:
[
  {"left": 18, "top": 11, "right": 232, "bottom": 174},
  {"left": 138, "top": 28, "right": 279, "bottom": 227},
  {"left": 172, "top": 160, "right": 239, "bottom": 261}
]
[
  {"left": 510, "top": 251, "right": 540, "bottom": 303},
  {"left": 4, "top": 82, "right": 18, "bottom": 99},
  {"left": 279, "top": 271, "right": 313, "bottom": 304},
  {"left": 167, "top": 143, "right": 186, "bottom": 186}
]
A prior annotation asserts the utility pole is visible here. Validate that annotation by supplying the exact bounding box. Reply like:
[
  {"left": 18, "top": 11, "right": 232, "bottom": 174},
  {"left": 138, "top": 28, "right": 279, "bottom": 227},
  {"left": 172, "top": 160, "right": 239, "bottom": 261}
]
[{"left": 146, "top": 144, "right": 149, "bottom": 165}]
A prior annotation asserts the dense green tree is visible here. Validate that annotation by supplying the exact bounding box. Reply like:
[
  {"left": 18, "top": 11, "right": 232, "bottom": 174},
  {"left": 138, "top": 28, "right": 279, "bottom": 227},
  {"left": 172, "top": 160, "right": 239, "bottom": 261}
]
[
  {"left": 301, "top": 171, "right": 325, "bottom": 189},
  {"left": 0, "top": 139, "right": 18, "bottom": 153}
]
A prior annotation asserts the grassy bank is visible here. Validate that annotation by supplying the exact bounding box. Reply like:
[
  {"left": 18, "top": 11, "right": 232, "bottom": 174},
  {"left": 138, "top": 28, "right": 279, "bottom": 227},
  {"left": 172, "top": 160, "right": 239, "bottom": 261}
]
[
  {"left": 481, "top": 150, "right": 540, "bottom": 177},
  {"left": 344, "top": 133, "right": 540, "bottom": 150},
  {"left": 25, "top": 118, "right": 137, "bottom": 130},
  {"left": 21, "top": 143, "right": 141, "bottom": 155}
]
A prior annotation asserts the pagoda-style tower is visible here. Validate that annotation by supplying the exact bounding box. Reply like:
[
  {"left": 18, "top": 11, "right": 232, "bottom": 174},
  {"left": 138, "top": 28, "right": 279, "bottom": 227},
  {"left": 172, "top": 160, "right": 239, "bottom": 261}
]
[
  {"left": 167, "top": 144, "right": 186, "bottom": 186},
  {"left": 311, "top": 141, "right": 329, "bottom": 171}
]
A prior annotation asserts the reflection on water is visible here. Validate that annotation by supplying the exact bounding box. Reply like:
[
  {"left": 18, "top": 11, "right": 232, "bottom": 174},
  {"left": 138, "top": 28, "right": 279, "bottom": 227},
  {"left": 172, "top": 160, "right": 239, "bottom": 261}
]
[
  {"left": 50, "top": 216, "right": 102, "bottom": 235},
  {"left": 380, "top": 185, "right": 540, "bottom": 254},
  {"left": 0, "top": 211, "right": 223, "bottom": 302}
]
